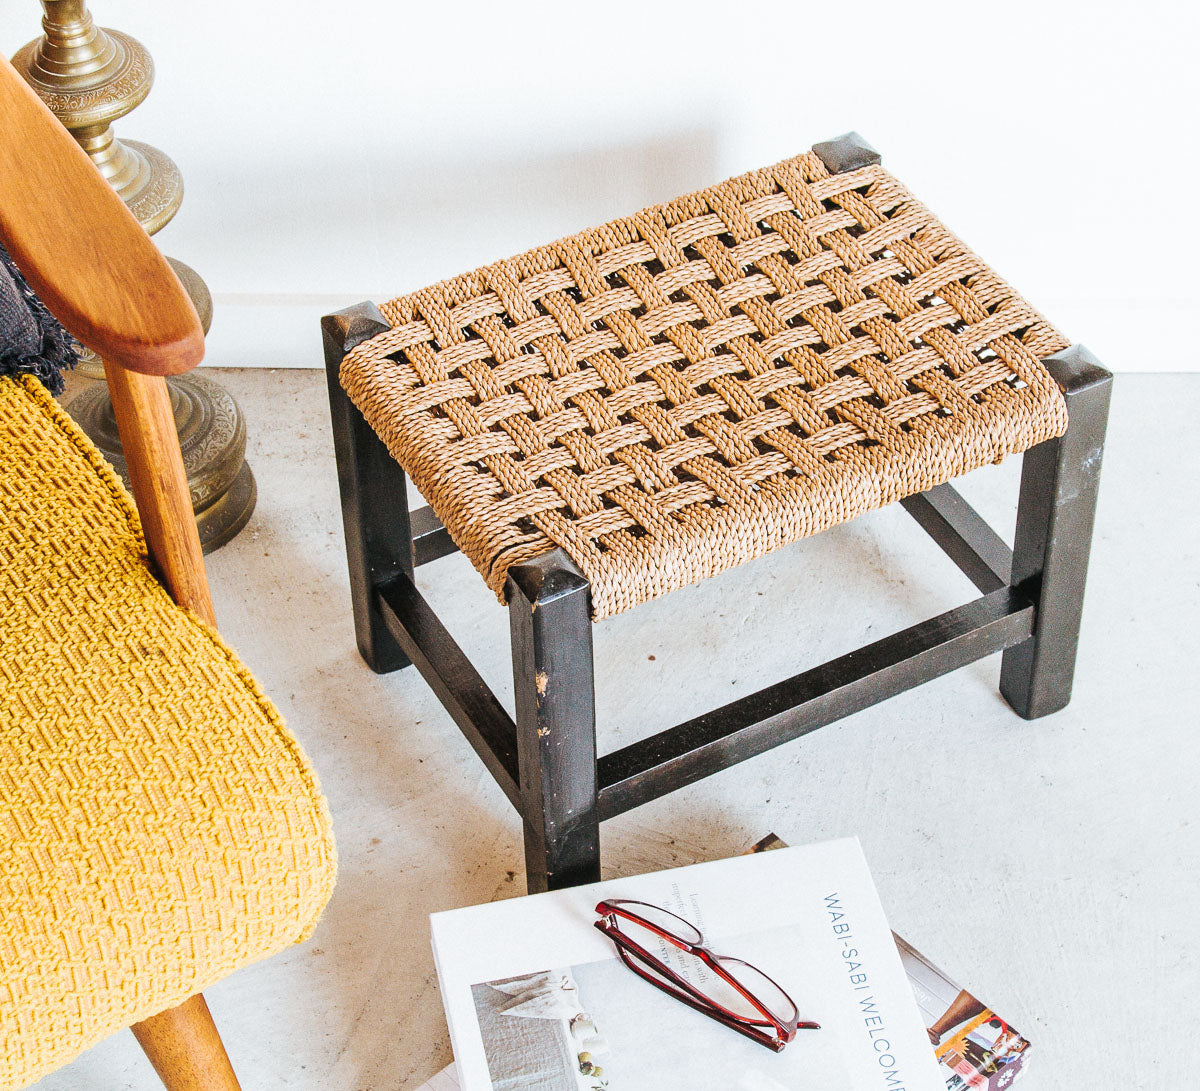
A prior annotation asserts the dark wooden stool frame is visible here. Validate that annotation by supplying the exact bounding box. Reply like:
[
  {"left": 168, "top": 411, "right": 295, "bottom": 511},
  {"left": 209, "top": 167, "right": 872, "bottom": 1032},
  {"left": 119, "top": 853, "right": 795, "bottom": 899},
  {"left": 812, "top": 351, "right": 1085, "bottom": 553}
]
[{"left": 322, "top": 134, "right": 1113, "bottom": 895}]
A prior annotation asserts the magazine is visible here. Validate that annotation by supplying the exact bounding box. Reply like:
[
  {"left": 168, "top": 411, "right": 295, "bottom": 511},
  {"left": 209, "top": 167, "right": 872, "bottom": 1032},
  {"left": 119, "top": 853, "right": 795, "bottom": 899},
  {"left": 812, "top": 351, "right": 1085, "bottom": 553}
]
[
  {"left": 430, "top": 837, "right": 946, "bottom": 1090},
  {"left": 894, "top": 936, "right": 1030, "bottom": 1090},
  {"left": 420, "top": 835, "right": 1031, "bottom": 1091}
]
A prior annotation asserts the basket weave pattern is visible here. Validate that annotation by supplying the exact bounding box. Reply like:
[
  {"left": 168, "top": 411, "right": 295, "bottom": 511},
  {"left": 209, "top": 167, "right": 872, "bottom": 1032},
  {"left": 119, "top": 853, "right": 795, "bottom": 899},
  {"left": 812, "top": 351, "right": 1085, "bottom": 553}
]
[{"left": 342, "top": 151, "right": 1069, "bottom": 618}]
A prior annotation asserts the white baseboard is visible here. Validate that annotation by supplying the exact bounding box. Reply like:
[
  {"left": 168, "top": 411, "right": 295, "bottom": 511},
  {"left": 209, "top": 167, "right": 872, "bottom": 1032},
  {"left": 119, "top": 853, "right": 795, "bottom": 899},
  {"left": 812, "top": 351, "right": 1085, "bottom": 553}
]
[
  {"left": 204, "top": 295, "right": 363, "bottom": 369},
  {"left": 202, "top": 295, "right": 1199, "bottom": 373}
]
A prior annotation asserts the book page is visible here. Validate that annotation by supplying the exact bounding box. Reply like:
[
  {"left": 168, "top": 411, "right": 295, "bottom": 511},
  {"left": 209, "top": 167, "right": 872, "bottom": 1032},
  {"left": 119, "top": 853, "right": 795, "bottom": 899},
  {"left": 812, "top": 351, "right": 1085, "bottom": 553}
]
[
  {"left": 414, "top": 1063, "right": 460, "bottom": 1091},
  {"left": 431, "top": 838, "right": 945, "bottom": 1091}
]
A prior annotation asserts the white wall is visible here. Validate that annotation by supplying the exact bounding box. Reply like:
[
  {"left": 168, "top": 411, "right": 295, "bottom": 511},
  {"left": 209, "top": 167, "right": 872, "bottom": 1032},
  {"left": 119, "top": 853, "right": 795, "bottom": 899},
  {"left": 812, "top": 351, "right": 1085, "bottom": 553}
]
[{"left": 5, "top": 1, "right": 1198, "bottom": 371}]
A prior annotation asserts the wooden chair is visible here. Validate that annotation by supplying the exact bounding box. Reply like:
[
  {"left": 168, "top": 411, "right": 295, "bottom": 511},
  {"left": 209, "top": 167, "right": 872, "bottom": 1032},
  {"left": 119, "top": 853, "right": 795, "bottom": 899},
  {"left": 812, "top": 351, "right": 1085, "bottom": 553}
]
[{"left": 0, "top": 61, "right": 335, "bottom": 1089}]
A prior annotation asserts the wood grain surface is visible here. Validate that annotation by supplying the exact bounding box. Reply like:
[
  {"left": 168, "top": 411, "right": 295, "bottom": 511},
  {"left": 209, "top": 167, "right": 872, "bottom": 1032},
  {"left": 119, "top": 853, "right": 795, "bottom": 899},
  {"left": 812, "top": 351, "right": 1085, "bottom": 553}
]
[{"left": 0, "top": 59, "right": 203, "bottom": 377}]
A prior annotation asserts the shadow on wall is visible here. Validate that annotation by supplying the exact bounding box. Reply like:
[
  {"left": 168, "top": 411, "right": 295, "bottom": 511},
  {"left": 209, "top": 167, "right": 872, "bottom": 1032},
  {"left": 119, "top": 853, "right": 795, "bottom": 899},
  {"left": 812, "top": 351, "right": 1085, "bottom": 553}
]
[
  {"left": 207, "top": 127, "right": 722, "bottom": 295},
  {"left": 368, "top": 127, "right": 726, "bottom": 286}
]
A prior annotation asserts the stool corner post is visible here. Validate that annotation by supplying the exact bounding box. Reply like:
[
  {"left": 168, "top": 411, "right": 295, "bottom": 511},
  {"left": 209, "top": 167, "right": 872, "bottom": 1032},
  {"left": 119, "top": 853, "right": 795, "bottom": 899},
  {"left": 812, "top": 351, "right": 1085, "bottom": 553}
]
[
  {"left": 812, "top": 132, "right": 882, "bottom": 174},
  {"left": 322, "top": 300, "right": 413, "bottom": 674},
  {"left": 1042, "top": 343, "right": 1114, "bottom": 404},
  {"left": 321, "top": 300, "right": 390, "bottom": 372},
  {"left": 1000, "top": 344, "right": 1112, "bottom": 718},
  {"left": 506, "top": 549, "right": 599, "bottom": 893},
  {"left": 506, "top": 548, "right": 591, "bottom": 609}
]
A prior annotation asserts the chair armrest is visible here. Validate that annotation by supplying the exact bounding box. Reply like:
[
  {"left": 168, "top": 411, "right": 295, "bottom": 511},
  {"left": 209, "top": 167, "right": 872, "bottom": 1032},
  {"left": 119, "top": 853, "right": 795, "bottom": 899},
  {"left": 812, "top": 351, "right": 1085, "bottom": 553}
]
[
  {"left": 0, "top": 59, "right": 215, "bottom": 625},
  {"left": 0, "top": 59, "right": 203, "bottom": 378}
]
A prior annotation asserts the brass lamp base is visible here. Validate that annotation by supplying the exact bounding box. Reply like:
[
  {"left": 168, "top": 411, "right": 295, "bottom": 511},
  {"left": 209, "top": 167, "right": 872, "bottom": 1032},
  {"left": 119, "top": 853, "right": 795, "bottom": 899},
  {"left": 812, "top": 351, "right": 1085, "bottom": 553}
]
[
  {"left": 66, "top": 255, "right": 254, "bottom": 553},
  {"left": 19, "top": 2, "right": 257, "bottom": 553},
  {"left": 69, "top": 371, "right": 257, "bottom": 553}
]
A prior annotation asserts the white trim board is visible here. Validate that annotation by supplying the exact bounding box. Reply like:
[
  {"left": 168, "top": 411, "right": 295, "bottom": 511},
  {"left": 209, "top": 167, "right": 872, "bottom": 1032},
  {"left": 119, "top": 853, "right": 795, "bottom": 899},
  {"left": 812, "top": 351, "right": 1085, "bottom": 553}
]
[{"left": 203, "top": 294, "right": 1198, "bottom": 373}]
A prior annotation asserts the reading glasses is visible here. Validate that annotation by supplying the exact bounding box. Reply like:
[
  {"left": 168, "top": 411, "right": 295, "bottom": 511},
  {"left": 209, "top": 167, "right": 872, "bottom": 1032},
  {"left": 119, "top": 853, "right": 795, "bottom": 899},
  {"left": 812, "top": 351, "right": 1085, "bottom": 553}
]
[{"left": 594, "top": 898, "right": 820, "bottom": 1052}]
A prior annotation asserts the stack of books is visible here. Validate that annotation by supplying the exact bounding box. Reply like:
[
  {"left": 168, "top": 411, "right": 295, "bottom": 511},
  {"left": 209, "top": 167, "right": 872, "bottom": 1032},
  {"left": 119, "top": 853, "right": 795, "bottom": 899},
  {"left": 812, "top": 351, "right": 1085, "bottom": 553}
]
[{"left": 420, "top": 835, "right": 1029, "bottom": 1090}]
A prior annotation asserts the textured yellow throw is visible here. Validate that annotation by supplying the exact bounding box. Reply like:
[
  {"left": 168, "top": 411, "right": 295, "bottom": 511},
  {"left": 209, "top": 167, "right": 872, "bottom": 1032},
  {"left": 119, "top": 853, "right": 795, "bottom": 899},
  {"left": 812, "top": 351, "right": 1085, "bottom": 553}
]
[{"left": 0, "top": 376, "right": 336, "bottom": 1088}]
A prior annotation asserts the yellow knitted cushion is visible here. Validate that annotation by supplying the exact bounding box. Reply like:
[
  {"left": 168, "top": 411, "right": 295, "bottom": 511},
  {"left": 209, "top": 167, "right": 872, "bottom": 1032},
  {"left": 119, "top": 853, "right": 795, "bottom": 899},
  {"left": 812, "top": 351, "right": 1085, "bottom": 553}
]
[{"left": 0, "top": 375, "right": 336, "bottom": 1089}]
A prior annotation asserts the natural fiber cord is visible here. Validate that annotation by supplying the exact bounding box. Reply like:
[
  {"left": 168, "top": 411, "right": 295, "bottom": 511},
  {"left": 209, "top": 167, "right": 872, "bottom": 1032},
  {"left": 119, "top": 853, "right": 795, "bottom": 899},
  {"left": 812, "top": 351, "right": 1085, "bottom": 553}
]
[
  {"left": 0, "top": 375, "right": 336, "bottom": 1089},
  {"left": 341, "top": 150, "right": 1069, "bottom": 619}
]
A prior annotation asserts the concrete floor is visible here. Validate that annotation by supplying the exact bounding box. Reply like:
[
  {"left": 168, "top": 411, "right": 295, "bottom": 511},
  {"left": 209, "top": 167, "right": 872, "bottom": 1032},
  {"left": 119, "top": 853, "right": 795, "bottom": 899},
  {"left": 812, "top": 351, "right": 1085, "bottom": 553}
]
[{"left": 33, "top": 371, "right": 1199, "bottom": 1091}]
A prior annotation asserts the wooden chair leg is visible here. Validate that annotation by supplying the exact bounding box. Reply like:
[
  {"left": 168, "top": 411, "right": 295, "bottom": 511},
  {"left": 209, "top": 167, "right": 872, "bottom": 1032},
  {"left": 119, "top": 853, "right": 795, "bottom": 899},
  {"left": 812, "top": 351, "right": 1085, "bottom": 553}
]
[
  {"left": 507, "top": 549, "right": 601, "bottom": 894},
  {"left": 130, "top": 993, "right": 241, "bottom": 1091}
]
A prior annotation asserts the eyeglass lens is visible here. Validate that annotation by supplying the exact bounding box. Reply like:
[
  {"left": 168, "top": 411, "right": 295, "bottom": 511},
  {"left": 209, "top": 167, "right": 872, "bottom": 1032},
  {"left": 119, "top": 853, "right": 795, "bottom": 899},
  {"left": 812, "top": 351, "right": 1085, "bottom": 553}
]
[
  {"left": 711, "top": 955, "right": 798, "bottom": 1024},
  {"left": 607, "top": 900, "right": 702, "bottom": 944}
]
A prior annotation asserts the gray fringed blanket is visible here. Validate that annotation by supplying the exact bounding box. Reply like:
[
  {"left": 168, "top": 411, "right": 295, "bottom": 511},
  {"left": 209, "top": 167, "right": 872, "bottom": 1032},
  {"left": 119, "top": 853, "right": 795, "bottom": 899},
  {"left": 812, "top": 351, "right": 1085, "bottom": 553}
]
[{"left": 0, "top": 242, "right": 77, "bottom": 394}]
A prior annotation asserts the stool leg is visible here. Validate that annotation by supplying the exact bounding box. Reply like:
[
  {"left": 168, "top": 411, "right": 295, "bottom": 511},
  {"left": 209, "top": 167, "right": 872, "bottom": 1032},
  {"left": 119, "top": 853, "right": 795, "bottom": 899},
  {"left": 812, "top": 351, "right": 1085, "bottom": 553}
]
[
  {"left": 507, "top": 549, "right": 600, "bottom": 893},
  {"left": 322, "top": 303, "right": 413, "bottom": 673},
  {"left": 1000, "top": 346, "right": 1113, "bottom": 718}
]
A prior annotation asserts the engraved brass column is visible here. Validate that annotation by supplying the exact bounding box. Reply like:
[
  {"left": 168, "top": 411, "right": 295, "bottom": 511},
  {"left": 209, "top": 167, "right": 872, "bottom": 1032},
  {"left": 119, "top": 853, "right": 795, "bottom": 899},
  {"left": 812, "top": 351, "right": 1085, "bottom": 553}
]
[{"left": 13, "top": 1, "right": 256, "bottom": 552}]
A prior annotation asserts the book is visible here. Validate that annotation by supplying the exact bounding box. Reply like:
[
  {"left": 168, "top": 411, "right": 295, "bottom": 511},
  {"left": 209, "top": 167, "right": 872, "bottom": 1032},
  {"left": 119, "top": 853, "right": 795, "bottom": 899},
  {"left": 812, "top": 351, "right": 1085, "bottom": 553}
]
[
  {"left": 750, "top": 835, "right": 1032, "bottom": 1090},
  {"left": 415, "top": 1064, "right": 460, "bottom": 1091},
  {"left": 419, "top": 834, "right": 1031, "bottom": 1091},
  {"left": 430, "top": 836, "right": 946, "bottom": 1090}
]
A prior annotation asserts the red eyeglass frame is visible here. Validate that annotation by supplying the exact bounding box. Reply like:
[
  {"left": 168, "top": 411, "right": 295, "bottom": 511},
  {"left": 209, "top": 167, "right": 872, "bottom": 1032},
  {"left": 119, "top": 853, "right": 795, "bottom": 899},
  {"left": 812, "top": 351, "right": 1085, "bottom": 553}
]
[{"left": 594, "top": 898, "right": 819, "bottom": 1052}]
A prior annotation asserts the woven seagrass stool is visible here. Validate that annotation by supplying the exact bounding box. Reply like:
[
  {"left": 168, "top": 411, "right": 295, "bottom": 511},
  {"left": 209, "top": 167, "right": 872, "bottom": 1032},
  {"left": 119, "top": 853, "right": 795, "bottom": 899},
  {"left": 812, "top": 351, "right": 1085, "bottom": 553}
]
[{"left": 323, "top": 133, "right": 1112, "bottom": 894}]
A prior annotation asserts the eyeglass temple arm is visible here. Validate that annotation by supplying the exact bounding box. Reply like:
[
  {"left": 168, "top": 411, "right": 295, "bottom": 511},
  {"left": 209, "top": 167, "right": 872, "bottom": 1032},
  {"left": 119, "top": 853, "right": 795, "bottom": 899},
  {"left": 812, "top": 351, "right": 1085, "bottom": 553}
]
[
  {"left": 597, "top": 922, "right": 797, "bottom": 1048},
  {"left": 594, "top": 919, "right": 720, "bottom": 1010},
  {"left": 596, "top": 914, "right": 817, "bottom": 1030},
  {"left": 608, "top": 938, "right": 786, "bottom": 1052}
]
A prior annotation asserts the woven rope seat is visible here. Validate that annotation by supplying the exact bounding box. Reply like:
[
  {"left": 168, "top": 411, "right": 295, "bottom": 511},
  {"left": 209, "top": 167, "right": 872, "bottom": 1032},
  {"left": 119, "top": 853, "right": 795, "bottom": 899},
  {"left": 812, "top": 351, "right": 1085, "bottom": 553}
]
[
  {"left": 341, "top": 147, "right": 1070, "bottom": 619},
  {"left": 0, "top": 376, "right": 336, "bottom": 1089}
]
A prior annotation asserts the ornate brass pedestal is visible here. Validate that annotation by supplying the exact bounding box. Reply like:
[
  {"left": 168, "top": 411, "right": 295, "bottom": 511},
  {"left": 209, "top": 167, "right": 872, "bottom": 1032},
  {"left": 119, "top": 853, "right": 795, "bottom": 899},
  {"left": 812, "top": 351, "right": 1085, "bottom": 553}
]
[
  {"left": 71, "top": 371, "right": 257, "bottom": 552},
  {"left": 68, "top": 259, "right": 258, "bottom": 551},
  {"left": 13, "top": 0, "right": 255, "bottom": 552}
]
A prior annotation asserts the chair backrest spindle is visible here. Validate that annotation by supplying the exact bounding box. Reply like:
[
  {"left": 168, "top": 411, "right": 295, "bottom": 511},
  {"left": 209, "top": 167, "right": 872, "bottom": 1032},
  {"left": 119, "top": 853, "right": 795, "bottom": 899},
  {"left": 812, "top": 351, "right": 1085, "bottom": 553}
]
[{"left": 103, "top": 363, "right": 215, "bottom": 624}]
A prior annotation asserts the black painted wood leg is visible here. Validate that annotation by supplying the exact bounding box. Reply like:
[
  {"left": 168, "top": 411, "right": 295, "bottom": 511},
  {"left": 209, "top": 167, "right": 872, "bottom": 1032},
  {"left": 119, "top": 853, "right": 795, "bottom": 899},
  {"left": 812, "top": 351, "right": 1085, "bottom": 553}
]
[
  {"left": 507, "top": 549, "right": 600, "bottom": 893},
  {"left": 1000, "top": 345, "right": 1113, "bottom": 719},
  {"left": 322, "top": 302, "right": 413, "bottom": 674}
]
